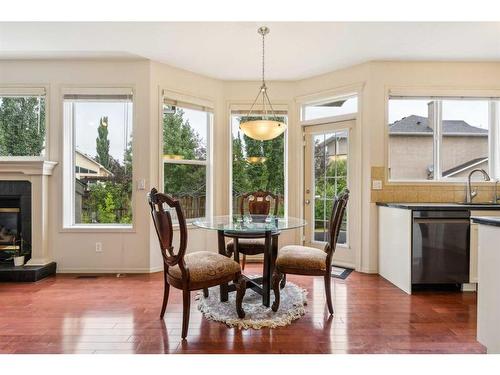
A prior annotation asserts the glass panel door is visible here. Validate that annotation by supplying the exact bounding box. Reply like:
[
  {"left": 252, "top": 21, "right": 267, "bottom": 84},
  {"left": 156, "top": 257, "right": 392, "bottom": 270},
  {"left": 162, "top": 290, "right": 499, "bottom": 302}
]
[{"left": 304, "top": 120, "right": 354, "bottom": 265}]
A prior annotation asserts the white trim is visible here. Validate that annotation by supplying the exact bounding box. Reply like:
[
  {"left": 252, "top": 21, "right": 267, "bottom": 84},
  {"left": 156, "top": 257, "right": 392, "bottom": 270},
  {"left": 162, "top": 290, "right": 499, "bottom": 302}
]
[
  {"left": 61, "top": 86, "right": 135, "bottom": 230},
  {"left": 61, "top": 87, "right": 133, "bottom": 96},
  {"left": 0, "top": 86, "right": 46, "bottom": 96},
  {"left": 0, "top": 159, "right": 57, "bottom": 175},
  {"left": 162, "top": 89, "right": 214, "bottom": 111},
  {"left": 162, "top": 158, "right": 207, "bottom": 166},
  {"left": 57, "top": 266, "right": 163, "bottom": 274},
  {"left": 388, "top": 87, "right": 500, "bottom": 99}
]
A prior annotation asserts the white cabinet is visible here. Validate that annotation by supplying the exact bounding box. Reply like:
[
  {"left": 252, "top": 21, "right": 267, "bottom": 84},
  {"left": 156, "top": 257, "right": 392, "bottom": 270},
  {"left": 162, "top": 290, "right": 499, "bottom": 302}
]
[
  {"left": 469, "top": 211, "right": 500, "bottom": 284},
  {"left": 378, "top": 206, "right": 412, "bottom": 294},
  {"left": 476, "top": 222, "right": 500, "bottom": 353}
]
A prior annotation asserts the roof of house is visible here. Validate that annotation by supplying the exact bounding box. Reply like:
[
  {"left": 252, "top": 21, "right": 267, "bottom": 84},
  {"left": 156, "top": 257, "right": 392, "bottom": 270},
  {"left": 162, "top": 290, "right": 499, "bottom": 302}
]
[
  {"left": 442, "top": 157, "right": 489, "bottom": 177},
  {"left": 389, "top": 115, "right": 488, "bottom": 135},
  {"left": 75, "top": 150, "right": 113, "bottom": 176}
]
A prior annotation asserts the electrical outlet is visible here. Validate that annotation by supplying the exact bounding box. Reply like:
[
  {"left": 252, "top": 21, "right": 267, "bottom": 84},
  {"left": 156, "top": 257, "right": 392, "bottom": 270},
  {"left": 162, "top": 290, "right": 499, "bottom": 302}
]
[
  {"left": 372, "top": 180, "right": 383, "bottom": 190},
  {"left": 137, "top": 179, "right": 146, "bottom": 190},
  {"left": 95, "top": 242, "right": 102, "bottom": 253}
]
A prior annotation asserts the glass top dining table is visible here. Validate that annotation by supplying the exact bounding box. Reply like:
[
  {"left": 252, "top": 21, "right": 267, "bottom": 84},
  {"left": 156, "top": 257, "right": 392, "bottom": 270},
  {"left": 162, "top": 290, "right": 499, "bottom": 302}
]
[
  {"left": 192, "top": 215, "right": 307, "bottom": 307},
  {"left": 192, "top": 215, "right": 306, "bottom": 234}
]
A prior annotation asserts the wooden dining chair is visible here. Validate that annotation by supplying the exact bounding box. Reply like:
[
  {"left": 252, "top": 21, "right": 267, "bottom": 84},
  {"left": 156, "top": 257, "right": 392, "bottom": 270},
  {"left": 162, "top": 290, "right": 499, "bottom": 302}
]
[
  {"left": 148, "top": 188, "right": 246, "bottom": 339},
  {"left": 226, "top": 190, "right": 280, "bottom": 270},
  {"left": 271, "top": 189, "right": 349, "bottom": 315}
]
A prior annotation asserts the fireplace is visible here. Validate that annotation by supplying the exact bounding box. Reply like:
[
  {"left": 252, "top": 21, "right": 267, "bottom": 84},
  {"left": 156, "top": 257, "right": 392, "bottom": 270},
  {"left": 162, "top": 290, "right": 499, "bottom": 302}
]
[
  {"left": 0, "top": 206, "right": 21, "bottom": 252},
  {"left": 0, "top": 182, "right": 32, "bottom": 263},
  {"left": 0, "top": 160, "right": 57, "bottom": 281}
]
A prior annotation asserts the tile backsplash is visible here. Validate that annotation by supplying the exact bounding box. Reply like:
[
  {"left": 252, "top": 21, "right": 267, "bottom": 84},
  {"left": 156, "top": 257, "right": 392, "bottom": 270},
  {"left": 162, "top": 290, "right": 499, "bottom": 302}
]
[{"left": 371, "top": 166, "right": 499, "bottom": 203}]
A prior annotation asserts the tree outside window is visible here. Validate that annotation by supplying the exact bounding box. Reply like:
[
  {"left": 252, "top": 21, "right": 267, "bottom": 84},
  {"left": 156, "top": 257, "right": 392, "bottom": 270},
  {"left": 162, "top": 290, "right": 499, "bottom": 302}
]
[
  {"left": 0, "top": 96, "right": 46, "bottom": 156},
  {"left": 231, "top": 114, "right": 286, "bottom": 216},
  {"left": 162, "top": 105, "right": 210, "bottom": 220}
]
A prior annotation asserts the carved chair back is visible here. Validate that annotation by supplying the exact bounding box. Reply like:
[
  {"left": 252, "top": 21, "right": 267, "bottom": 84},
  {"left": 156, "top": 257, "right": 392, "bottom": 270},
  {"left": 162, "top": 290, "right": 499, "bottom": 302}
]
[
  {"left": 239, "top": 190, "right": 280, "bottom": 216},
  {"left": 325, "top": 189, "right": 350, "bottom": 264},
  {"left": 148, "top": 188, "right": 188, "bottom": 272}
]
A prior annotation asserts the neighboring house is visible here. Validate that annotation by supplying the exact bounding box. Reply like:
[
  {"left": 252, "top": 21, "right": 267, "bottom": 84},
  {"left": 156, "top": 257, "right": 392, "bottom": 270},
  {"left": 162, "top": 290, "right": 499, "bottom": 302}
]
[
  {"left": 320, "top": 133, "right": 348, "bottom": 159},
  {"left": 74, "top": 151, "right": 114, "bottom": 223},
  {"left": 75, "top": 150, "right": 113, "bottom": 180},
  {"left": 388, "top": 115, "right": 488, "bottom": 180}
]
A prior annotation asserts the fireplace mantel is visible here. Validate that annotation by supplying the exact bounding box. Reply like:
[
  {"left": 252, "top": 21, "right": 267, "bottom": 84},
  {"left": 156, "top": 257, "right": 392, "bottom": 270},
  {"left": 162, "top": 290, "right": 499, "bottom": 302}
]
[
  {"left": 0, "top": 158, "right": 58, "bottom": 175},
  {"left": 0, "top": 158, "right": 58, "bottom": 269}
]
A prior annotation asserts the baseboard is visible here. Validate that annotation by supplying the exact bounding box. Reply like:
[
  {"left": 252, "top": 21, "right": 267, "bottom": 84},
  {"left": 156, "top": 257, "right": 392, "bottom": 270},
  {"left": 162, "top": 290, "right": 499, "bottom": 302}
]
[
  {"left": 461, "top": 283, "right": 477, "bottom": 292},
  {"left": 57, "top": 266, "right": 163, "bottom": 274},
  {"left": 332, "top": 260, "right": 356, "bottom": 270}
]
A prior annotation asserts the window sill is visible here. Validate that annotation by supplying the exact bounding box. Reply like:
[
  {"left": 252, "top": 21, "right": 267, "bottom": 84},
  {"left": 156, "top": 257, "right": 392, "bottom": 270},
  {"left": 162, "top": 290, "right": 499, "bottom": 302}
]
[
  {"left": 386, "top": 180, "right": 498, "bottom": 186},
  {"left": 60, "top": 224, "right": 135, "bottom": 233}
]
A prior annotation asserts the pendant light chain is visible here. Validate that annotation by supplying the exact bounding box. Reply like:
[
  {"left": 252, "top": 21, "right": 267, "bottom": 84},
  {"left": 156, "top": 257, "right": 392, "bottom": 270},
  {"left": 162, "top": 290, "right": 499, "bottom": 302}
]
[
  {"left": 247, "top": 27, "right": 282, "bottom": 119},
  {"left": 262, "top": 29, "right": 265, "bottom": 86}
]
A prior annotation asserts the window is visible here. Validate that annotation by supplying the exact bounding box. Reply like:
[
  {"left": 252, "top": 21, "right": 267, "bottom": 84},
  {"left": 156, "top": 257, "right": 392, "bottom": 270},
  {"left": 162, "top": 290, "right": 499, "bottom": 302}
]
[
  {"left": 0, "top": 88, "right": 46, "bottom": 157},
  {"left": 162, "top": 99, "right": 212, "bottom": 221},
  {"left": 302, "top": 95, "right": 357, "bottom": 122},
  {"left": 231, "top": 111, "right": 286, "bottom": 216},
  {"left": 63, "top": 91, "right": 133, "bottom": 226},
  {"left": 388, "top": 96, "right": 495, "bottom": 181}
]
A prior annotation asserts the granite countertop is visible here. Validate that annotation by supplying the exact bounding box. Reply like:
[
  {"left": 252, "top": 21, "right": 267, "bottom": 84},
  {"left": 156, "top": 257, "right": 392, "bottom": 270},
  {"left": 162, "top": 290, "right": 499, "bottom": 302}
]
[
  {"left": 376, "top": 202, "right": 500, "bottom": 211},
  {"left": 471, "top": 216, "right": 500, "bottom": 227}
]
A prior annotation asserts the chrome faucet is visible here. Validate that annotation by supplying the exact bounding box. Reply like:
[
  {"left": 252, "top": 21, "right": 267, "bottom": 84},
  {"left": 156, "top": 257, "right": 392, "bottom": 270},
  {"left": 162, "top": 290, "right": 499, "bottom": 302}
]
[
  {"left": 466, "top": 169, "right": 490, "bottom": 203},
  {"left": 494, "top": 179, "right": 499, "bottom": 203}
]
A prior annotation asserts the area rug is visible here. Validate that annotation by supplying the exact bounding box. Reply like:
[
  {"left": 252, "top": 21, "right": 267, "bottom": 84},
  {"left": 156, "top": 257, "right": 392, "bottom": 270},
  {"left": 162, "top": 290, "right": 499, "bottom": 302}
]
[
  {"left": 331, "top": 265, "right": 353, "bottom": 279},
  {"left": 197, "top": 281, "right": 307, "bottom": 330}
]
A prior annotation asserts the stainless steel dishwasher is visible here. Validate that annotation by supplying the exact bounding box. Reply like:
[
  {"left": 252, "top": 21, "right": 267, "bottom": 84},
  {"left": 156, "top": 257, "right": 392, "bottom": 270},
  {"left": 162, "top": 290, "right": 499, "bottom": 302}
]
[{"left": 412, "top": 210, "right": 470, "bottom": 285}]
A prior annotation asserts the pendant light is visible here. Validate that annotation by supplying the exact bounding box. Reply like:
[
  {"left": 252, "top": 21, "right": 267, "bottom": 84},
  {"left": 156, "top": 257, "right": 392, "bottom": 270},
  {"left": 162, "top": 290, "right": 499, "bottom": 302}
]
[
  {"left": 246, "top": 156, "right": 267, "bottom": 164},
  {"left": 239, "top": 27, "right": 287, "bottom": 141}
]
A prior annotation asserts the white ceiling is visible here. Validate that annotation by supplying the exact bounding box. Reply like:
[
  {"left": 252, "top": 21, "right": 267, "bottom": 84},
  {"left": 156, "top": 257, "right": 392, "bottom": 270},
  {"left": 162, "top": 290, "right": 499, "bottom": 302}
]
[{"left": 1, "top": 22, "right": 500, "bottom": 81}]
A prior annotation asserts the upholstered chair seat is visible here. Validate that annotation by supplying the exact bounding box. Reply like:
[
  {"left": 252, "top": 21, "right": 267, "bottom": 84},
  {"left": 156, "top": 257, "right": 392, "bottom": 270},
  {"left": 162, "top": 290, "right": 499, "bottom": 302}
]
[
  {"left": 169, "top": 251, "right": 241, "bottom": 283},
  {"left": 226, "top": 238, "right": 266, "bottom": 256},
  {"left": 275, "top": 245, "right": 327, "bottom": 272},
  {"left": 272, "top": 189, "right": 349, "bottom": 315}
]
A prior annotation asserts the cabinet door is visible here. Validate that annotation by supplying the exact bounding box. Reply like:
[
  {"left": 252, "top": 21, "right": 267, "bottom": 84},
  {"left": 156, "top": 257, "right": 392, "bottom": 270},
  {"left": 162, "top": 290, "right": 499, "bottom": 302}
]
[{"left": 469, "top": 211, "right": 500, "bottom": 284}]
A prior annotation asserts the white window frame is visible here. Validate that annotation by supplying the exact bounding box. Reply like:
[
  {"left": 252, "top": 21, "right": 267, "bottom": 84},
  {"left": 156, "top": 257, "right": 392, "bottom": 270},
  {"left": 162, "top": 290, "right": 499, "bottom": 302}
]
[
  {"left": 62, "top": 87, "right": 135, "bottom": 231},
  {"left": 300, "top": 93, "right": 358, "bottom": 124},
  {"left": 228, "top": 105, "right": 289, "bottom": 217},
  {"left": 388, "top": 95, "right": 499, "bottom": 183},
  {"left": 0, "top": 86, "right": 49, "bottom": 160},
  {"left": 160, "top": 90, "right": 213, "bottom": 223}
]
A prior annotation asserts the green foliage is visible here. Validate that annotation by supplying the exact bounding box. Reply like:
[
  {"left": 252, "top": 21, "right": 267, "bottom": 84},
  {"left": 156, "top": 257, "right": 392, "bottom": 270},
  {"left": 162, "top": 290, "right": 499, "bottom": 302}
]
[
  {"left": 81, "top": 140, "right": 133, "bottom": 224},
  {"left": 163, "top": 109, "right": 206, "bottom": 196},
  {"left": 232, "top": 116, "right": 286, "bottom": 214},
  {"left": 0, "top": 97, "right": 46, "bottom": 156},
  {"left": 95, "top": 116, "right": 110, "bottom": 169},
  {"left": 163, "top": 109, "right": 206, "bottom": 160},
  {"left": 314, "top": 158, "right": 347, "bottom": 223}
]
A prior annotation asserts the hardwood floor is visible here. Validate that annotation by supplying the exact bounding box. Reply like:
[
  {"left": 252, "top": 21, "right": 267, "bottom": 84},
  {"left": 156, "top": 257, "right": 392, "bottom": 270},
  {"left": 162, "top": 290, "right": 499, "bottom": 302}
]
[{"left": 0, "top": 264, "right": 485, "bottom": 354}]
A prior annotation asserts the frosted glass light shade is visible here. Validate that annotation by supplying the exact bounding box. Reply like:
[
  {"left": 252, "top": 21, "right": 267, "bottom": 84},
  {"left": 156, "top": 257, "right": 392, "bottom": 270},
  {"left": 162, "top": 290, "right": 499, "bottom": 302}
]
[
  {"left": 239, "top": 119, "right": 287, "bottom": 141},
  {"left": 246, "top": 156, "right": 267, "bottom": 164}
]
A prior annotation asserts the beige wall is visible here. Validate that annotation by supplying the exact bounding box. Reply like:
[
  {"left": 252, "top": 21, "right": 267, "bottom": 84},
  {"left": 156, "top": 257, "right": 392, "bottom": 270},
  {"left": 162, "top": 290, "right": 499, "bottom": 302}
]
[
  {"left": 3, "top": 59, "right": 500, "bottom": 274},
  {"left": 0, "top": 59, "right": 153, "bottom": 272}
]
